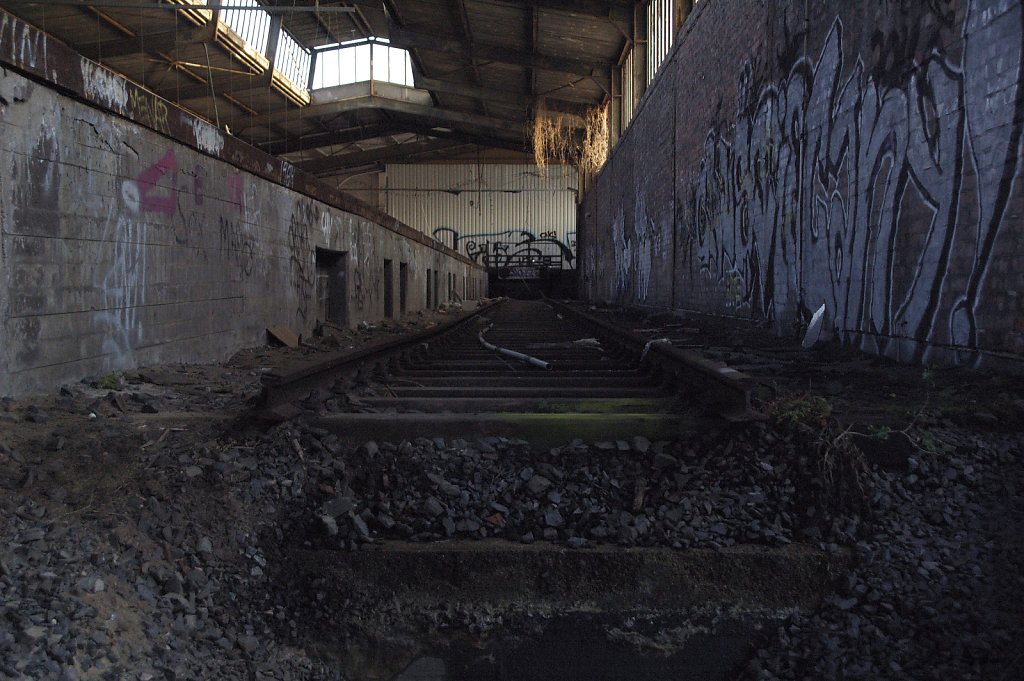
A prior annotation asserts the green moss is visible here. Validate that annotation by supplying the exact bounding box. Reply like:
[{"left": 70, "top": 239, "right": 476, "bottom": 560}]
[
  {"left": 96, "top": 373, "right": 121, "bottom": 390},
  {"left": 537, "top": 398, "right": 677, "bottom": 414},
  {"left": 768, "top": 394, "right": 832, "bottom": 429}
]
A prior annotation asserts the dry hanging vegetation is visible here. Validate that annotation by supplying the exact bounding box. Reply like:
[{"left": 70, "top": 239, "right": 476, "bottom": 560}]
[
  {"left": 531, "top": 102, "right": 608, "bottom": 175},
  {"left": 579, "top": 105, "right": 609, "bottom": 174}
]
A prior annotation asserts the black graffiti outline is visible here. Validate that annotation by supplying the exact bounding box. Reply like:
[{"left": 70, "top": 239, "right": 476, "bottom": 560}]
[
  {"left": 686, "top": 4, "right": 1023, "bottom": 364},
  {"left": 433, "top": 226, "right": 575, "bottom": 268}
]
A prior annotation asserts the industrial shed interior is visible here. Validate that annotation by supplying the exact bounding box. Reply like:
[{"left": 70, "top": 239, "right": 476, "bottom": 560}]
[{"left": 0, "top": 1, "right": 1022, "bottom": 680}]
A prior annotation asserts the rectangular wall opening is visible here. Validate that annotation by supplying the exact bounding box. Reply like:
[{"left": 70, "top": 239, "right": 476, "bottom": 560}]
[
  {"left": 426, "top": 268, "right": 432, "bottom": 309},
  {"left": 383, "top": 259, "right": 394, "bottom": 318},
  {"left": 399, "top": 262, "right": 408, "bottom": 314},
  {"left": 316, "top": 248, "right": 348, "bottom": 327}
]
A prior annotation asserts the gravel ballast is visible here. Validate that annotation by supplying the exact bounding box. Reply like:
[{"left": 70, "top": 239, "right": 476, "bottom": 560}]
[{"left": 1, "top": 309, "right": 1022, "bottom": 680}]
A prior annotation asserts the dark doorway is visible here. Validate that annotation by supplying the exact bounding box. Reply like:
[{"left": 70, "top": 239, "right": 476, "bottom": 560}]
[
  {"left": 316, "top": 248, "right": 347, "bottom": 327},
  {"left": 426, "top": 268, "right": 433, "bottom": 309},
  {"left": 383, "top": 259, "right": 394, "bottom": 318},
  {"left": 399, "top": 262, "right": 408, "bottom": 314}
]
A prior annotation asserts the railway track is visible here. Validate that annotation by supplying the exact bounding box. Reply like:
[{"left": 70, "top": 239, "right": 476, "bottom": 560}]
[
  {"left": 255, "top": 301, "right": 842, "bottom": 681},
  {"left": 257, "top": 299, "right": 757, "bottom": 445}
]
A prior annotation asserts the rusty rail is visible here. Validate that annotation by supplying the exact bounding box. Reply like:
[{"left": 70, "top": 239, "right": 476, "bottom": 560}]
[
  {"left": 544, "top": 299, "right": 758, "bottom": 420},
  {"left": 256, "top": 301, "right": 499, "bottom": 419},
  {"left": 257, "top": 297, "right": 756, "bottom": 425}
]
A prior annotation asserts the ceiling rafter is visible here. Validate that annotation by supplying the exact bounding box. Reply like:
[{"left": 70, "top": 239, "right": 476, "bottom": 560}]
[
  {"left": 496, "top": 0, "right": 632, "bottom": 21},
  {"left": 451, "top": 0, "right": 488, "bottom": 117},
  {"left": 259, "top": 122, "right": 405, "bottom": 155},
  {"left": 0, "top": 0, "right": 633, "bottom": 172},
  {"left": 388, "top": 24, "right": 613, "bottom": 81},
  {"left": 235, "top": 92, "right": 542, "bottom": 135},
  {"left": 78, "top": 25, "right": 211, "bottom": 60},
  {"left": 299, "top": 138, "right": 479, "bottom": 175},
  {"left": 414, "top": 77, "right": 592, "bottom": 118}
]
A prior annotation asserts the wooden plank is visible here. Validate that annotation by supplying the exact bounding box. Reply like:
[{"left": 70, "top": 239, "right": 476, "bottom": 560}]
[{"left": 267, "top": 326, "right": 300, "bottom": 348}]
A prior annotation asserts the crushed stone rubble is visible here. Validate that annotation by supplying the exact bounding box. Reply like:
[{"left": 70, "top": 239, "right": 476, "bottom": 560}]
[
  {"left": 1, "top": 305, "right": 1022, "bottom": 679},
  {"left": 2, "top": 405, "right": 1021, "bottom": 680},
  {"left": 299, "top": 426, "right": 851, "bottom": 550}
]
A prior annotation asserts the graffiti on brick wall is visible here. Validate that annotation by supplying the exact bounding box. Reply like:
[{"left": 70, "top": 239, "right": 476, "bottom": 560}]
[
  {"left": 218, "top": 216, "right": 256, "bottom": 277},
  {"left": 353, "top": 268, "right": 370, "bottom": 312},
  {"left": 217, "top": 173, "right": 256, "bottom": 277},
  {"left": 352, "top": 224, "right": 379, "bottom": 312},
  {"left": 191, "top": 163, "right": 206, "bottom": 207},
  {"left": 229, "top": 173, "right": 245, "bottom": 213},
  {"left": 610, "top": 193, "right": 666, "bottom": 302},
  {"left": 288, "top": 200, "right": 317, "bottom": 322},
  {"left": 0, "top": 12, "right": 48, "bottom": 72},
  {"left": 121, "top": 148, "right": 176, "bottom": 216},
  {"left": 127, "top": 87, "right": 169, "bottom": 135},
  {"left": 614, "top": 192, "right": 666, "bottom": 302},
  {"left": 611, "top": 207, "right": 629, "bottom": 296},
  {"left": 95, "top": 148, "right": 268, "bottom": 363},
  {"left": 6, "top": 116, "right": 61, "bottom": 368},
  {"left": 432, "top": 227, "right": 575, "bottom": 269},
  {"left": 687, "top": 0, "right": 1023, "bottom": 363},
  {"left": 97, "top": 169, "right": 152, "bottom": 365},
  {"left": 99, "top": 147, "right": 181, "bottom": 362},
  {"left": 120, "top": 150, "right": 258, "bottom": 277}
]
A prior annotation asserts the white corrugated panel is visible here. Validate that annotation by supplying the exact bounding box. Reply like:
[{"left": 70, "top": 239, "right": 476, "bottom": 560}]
[{"left": 385, "top": 164, "right": 578, "bottom": 269}]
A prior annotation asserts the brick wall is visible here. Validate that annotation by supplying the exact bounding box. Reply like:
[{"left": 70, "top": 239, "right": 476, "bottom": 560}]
[
  {"left": 0, "top": 13, "right": 485, "bottom": 396},
  {"left": 582, "top": 0, "right": 1024, "bottom": 367}
]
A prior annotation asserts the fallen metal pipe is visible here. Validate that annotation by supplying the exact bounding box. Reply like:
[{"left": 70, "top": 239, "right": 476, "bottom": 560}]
[
  {"left": 478, "top": 325, "right": 551, "bottom": 370},
  {"left": 641, "top": 338, "right": 673, "bottom": 362}
]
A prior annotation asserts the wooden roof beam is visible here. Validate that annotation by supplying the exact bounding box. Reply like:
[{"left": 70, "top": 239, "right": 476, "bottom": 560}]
[
  {"left": 299, "top": 138, "right": 477, "bottom": 174},
  {"left": 77, "top": 25, "right": 211, "bottom": 60},
  {"left": 499, "top": 0, "right": 632, "bottom": 22},
  {"left": 451, "top": 0, "right": 488, "bottom": 116},
  {"left": 258, "top": 122, "right": 402, "bottom": 155},
  {"left": 234, "top": 93, "right": 537, "bottom": 135},
  {"left": 413, "top": 76, "right": 594, "bottom": 116},
  {"left": 388, "top": 24, "right": 612, "bottom": 81}
]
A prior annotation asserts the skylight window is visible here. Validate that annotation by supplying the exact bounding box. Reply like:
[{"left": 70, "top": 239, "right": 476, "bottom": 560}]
[
  {"left": 220, "top": 0, "right": 270, "bottom": 55},
  {"left": 277, "top": 31, "right": 312, "bottom": 88},
  {"left": 218, "top": 0, "right": 310, "bottom": 89},
  {"left": 312, "top": 38, "right": 415, "bottom": 89},
  {"left": 646, "top": 0, "right": 675, "bottom": 83}
]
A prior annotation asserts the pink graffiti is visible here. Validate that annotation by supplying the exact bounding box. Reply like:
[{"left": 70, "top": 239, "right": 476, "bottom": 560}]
[
  {"left": 229, "top": 174, "right": 244, "bottom": 213},
  {"left": 136, "top": 149, "right": 177, "bottom": 215}
]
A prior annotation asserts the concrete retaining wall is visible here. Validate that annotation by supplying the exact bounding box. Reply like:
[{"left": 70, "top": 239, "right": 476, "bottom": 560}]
[
  {"left": 581, "top": 0, "right": 1024, "bottom": 368},
  {"left": 0, "top": 11, "right": 485, "bottom": 396}
]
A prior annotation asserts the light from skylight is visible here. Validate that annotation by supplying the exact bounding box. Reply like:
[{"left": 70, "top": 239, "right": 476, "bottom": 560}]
[
  {"left": 313, "top": 38, "right": 414, "bottom": 89},
  {"left": 220, "top": 0, "right": 270, "bottom": 56}
]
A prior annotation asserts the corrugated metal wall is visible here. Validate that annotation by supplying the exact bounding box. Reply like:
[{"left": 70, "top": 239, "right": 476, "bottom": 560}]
[{"left": 385, "top": 163, "right": 578, "bottom": 269}]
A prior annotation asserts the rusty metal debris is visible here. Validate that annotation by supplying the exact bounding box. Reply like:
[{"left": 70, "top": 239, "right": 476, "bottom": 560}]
[{"left": 477, "top": 324, "right": 552, "bottom": 370}]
